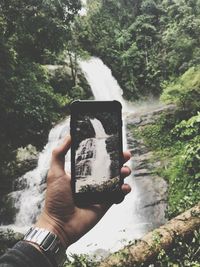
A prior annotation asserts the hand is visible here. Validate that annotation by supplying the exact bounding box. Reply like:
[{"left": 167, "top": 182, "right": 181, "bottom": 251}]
[{"left": 35, "top": 135, "right": 132, "bottom": 248}]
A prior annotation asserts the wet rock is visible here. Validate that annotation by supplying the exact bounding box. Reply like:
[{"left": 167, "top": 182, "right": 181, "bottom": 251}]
[
  {"left": 125, "top": 104, "right": 175, "bottom": 231},
  {"left": 0, "top": 145, "right": 39, "bottom": 200},
  {"left": 0, "top": 145, "right": 39, "bottom": 224},
  {"left": 10, "top": 145, "right": 39, "bottom": 191},
  {"left": 126, "top": 104, "right": 176, "bottom": 126},
  {"left": 134, "top": 175, "right": 168, "bottom": 229},
  {"left": 76, "top": 159, "right": 92, "bottom": 178},
  {"left": 15, "top": 145, "right": 38, "bottom": 174},
  {"left": 134, "top": 169, "right": 153, "bottom": 177},
  {"left": 75, "top": 138, "right": 95, "bottom": 178}
]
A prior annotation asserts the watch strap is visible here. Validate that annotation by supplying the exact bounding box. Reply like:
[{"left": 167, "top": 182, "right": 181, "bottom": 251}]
[{"left": 23, "top": 227, "right": 66, "bottom": 267}]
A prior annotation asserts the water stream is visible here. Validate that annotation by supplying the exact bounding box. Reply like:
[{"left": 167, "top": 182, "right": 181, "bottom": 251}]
[
  {"left": 68, "top": 58, "right": 144, "bottom": 255},
  {"left": 10, "top": 119, "right": 70, "bottom": 232}
]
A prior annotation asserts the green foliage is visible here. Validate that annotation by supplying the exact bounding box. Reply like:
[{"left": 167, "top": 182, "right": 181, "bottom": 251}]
[
  {"left": 49, "top": 66, "right": 92, "bottom": 100},
  {"left": 1, "top": 61, "right": 65, "bottom": 151},
  {"left": 76, "top": 0, "right": 200, "bottom": 100},
  {"left": 64, "top": 254, "right": 99, "bottom": 267},
  {"left": 161, "top": 67, "right": 200, "bottom": 113},
  {"left": 50, "top": 67, "right": 74, "bottom": 95},
  {"left": 151, "top": 230, "right": 200, "bottom": 267},
  {"left": 136, "top": 112, "right": 177, "bottom": 150},
  {"left": 172, "top": 112, "right": 200, "bottom": 140},
  {"left": 137, "top": 111, "right": 200, "bottom": 219},
  {"left": 0, "top": 0, "right": 81, "bottom": 63}
]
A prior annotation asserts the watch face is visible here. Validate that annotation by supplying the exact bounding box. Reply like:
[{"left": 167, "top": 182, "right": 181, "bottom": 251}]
[{"left": 39, "top": 232, "right": 57, "bottom": 251}]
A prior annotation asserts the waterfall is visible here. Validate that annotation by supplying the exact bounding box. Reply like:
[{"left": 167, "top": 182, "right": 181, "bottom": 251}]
[
  {"left": 67, "top": 58, "right": 144, "bottom": 254},
  {"left": 6, "top": 57, "right": 147, "bottom": 255},
  {"left": 79, "top": 58, "right": 127, "bottom": 111}
]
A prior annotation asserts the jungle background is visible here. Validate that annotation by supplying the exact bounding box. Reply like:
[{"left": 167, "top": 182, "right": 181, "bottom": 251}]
[{"left": 0, "top": 0, "right": 200, "bottom": 266}]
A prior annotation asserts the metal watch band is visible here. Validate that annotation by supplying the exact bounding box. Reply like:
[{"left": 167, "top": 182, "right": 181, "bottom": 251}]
[{"left": 24, "top": 227, "right": 66, "bottom": 267}]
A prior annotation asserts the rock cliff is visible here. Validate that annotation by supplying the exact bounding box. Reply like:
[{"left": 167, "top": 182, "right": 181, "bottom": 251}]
[{"left": 125, "top": 104, "right": 176, "bottom": 230}]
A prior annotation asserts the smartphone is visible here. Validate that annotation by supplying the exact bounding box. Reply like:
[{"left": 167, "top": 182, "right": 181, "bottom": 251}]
[{"left": 70, "top": 100, "right": 124, "bottom": 205}]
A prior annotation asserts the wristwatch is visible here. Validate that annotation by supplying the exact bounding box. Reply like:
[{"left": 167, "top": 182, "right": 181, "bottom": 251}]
[{"left": 23, "top": 227, "right": 67, "bottom": 267}]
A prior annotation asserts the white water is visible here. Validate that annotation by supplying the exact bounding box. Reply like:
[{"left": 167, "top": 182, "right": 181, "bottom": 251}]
[
  {"left": 9, "top": 118, "right": 70, "bottom": 229},
  {"left": 6, "top": 57, "right": 147, "bottom": 256},
  {"left": 79, "top": 0, "right": 87, "bottom": 16},
  {"left": 79, "top": 58, "right": 128, "bottom": 111},
  {"left": 91, "top": 118, "right": 108, "bottom": 138},
  {"left": 90, "top": 118, "right": 110, "bottom": 181}
]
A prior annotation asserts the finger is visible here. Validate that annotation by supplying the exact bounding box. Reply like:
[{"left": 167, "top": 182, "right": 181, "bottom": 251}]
[
  {"left": 120, "top": 166, "right": 131, "bottom": 178},
  {"left": 123, "top": 150, "right": 132, "bottom": 164},
  {"left": 51, "top": 135, "right": 71, "bottom": 171},
  {"left": 121, "top": 183, "right": 132, "bottom": 194}
]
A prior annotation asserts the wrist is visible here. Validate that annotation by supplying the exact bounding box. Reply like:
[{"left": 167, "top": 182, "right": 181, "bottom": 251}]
[
  {"left": 23, "top": 226, "right": 67, "bottom": 267},
  {"left": 35, "top": 212, "right": 69, "bottom": 249}
]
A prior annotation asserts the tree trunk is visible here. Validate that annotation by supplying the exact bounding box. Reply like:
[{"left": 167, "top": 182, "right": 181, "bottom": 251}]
[
  {"left": 99, "top": 204, "right": 200, "bottom": 267},
  {"left": 68, "top": 50, "right": 77, "bottom": 86}
]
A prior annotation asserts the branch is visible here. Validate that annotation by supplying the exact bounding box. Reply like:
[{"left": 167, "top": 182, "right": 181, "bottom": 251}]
[{"left": 99, "top": 204, "right": 200, "bottom": 267}]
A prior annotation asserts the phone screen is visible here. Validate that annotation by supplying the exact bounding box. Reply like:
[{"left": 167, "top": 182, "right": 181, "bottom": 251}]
[{"left": 70, "top": 101, "right": 123, "bottom": 202}]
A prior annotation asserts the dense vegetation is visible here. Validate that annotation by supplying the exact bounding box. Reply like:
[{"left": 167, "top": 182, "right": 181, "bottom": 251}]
[{"left": 76, "top": 0, "right": 200, "bottom": 100}]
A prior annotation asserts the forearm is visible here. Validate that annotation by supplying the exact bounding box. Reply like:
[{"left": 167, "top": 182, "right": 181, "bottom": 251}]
[
  {"left": 0, "top": 241, "right": 52, "bottom": 267},
  {"left": 0, "top": 222, "right": 67, "bottom": 267}
]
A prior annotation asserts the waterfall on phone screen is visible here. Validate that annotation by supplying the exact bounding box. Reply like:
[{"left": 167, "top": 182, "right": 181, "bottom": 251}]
[{"left": 75, "top": 118, "right": 111, "bottom": 191}]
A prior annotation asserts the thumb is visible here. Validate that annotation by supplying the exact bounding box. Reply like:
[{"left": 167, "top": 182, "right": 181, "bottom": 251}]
[{"left": 50, "top": 135, "right": 71, "bottom": 174}]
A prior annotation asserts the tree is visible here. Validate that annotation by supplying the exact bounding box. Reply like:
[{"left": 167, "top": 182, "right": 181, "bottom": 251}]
[
  {"left": 0, "top": 0, "right": 81, "bottom": 62},
  {"left": 0, "top": 0, "right": 81, "bottom": 197}
]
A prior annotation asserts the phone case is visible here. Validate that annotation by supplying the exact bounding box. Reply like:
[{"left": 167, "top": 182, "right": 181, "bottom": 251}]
[{"left": 70, "top": 100, "right": 124, "bottom": 205}]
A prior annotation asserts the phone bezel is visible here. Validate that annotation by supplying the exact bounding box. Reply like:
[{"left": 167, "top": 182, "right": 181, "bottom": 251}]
[{"left": 70, "top": 100, "right": 124, "bottom": 206}]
